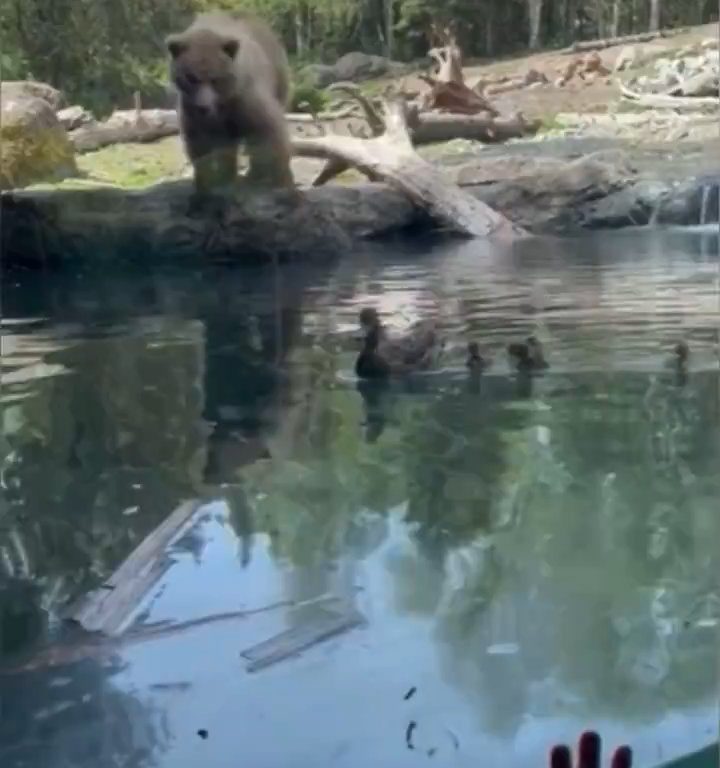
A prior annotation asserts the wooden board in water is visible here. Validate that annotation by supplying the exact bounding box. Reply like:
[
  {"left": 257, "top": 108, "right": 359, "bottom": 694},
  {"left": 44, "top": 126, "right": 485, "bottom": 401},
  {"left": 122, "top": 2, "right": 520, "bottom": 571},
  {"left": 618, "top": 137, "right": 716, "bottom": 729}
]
[
  {"left": 66, "top": 500, "right": 200, "bottom": 636},
  {"left": 241, "top": 601, "right": 365, "bottom": 673}
]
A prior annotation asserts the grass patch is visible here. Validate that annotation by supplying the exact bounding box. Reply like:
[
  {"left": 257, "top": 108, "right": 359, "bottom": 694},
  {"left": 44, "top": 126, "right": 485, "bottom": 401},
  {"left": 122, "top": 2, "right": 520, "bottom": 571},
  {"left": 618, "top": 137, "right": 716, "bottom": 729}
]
[{"left": 76, "top": 136, "right": 188, "bottom": 188}]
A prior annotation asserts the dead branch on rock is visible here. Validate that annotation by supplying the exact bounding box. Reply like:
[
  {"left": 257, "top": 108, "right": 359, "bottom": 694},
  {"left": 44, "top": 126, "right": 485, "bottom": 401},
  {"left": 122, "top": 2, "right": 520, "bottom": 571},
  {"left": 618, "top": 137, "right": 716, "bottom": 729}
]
[
  {"left": 427, "top": 21, "right": 464, "bottom": 83},
  {"left": 428, "top": 44, "right": 464, "bottom": 85},
  {"left": 419, "top": 75, "right": 499, "bottom": 115},
  {"left": 664, "top": 69, "right": 719, "bottom": 98},
  {"left": 619, "top": 82, "right": 720, "bottom": 109},
  {"left": 420, "top": 27, "right": 499, "bottom": 114},
  {"left": 298, "top": 83, "right": 538, "bottom": 185},
  {"left": 564, "top": 27, "right": 688, "bottom": 54},
  {"left": 292, "top": 97, "right": 526, "bottom": 240}
]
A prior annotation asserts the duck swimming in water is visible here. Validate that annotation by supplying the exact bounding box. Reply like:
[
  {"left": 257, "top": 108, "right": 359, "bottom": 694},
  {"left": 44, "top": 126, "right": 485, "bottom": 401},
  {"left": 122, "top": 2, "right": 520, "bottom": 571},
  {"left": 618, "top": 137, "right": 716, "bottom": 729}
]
[
  {"left": 507, "top": 336, "right": 549, "bottom": 372},
  {"left": 355, "top": 307, "right": 440, "bottom": 380}
]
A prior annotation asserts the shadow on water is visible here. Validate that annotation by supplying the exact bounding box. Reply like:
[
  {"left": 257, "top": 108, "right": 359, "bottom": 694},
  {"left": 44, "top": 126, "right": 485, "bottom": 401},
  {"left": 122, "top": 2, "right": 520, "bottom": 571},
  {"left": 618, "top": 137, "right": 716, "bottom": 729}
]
[{"left": 0, "top": 227, "right": 718, "bottom": 767}]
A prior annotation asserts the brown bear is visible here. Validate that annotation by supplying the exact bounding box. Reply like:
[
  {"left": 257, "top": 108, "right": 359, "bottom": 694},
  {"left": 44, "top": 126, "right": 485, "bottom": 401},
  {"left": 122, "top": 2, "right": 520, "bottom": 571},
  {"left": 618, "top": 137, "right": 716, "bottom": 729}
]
[{"left": 166, "top": 11, "right": 294, "bottom": 199}]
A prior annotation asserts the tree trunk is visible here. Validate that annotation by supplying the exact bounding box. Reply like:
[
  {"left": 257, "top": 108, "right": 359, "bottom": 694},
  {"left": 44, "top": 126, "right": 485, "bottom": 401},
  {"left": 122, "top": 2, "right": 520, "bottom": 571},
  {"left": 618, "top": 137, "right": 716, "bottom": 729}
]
[
  {"left": 383, "top": 0, "right": 394, "bottom": 58},
  {"left": 595, "top": 0, "right": 605, "bottom": 37},
  {"left": 565, "top": 0, "right": 577, "bottom": 43},
  {"left": 527, "top": 0, "right": 543, "bottom": 49},
  {"left": 610, "top": 0, "right": 621, "bottom": 36},
  {"left": 294, "top": 7, "right": 305, "bottom": 56},
  {"left": 485, "top": 9, "right": 495, "bottom": 56},
  {"left": 649, "top": 0, "right": 661, "bottom": 30}
]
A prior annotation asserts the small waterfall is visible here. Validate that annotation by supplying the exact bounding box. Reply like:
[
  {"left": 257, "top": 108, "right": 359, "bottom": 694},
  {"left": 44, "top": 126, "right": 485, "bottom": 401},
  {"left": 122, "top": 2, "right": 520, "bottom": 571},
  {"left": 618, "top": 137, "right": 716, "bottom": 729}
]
[
  {"left": 699, "top": 184, "right": 711, "bottom": 226},
  {"left": 697, "top": 181, "right": 719, "bottom": 227},
  {"left": 647, "top": 197, "right": 663, "bottom": 227}
]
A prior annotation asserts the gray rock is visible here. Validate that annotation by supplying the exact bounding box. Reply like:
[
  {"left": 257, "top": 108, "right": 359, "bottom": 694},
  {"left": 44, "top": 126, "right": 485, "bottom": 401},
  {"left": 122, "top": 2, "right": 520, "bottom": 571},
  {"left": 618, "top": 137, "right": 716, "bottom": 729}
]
[
  {"left": 468, "top": 150, "right": 636, "bottom": 232},
  {"left": 654, "top": 177, "right": 719, "bottom": 226},
  {"left": 299, "top": 53, "right": 411, "bottom": 89},
  {"left": 1, "top": 80, "right": 65, "bottom": 110},
  {"left": 333, "top": 52, "right": 395, "bottom": 82},
  {"left": 2, "top": 144, "right": 715, "bottom": 269},
  {"left": 57, "top": 105, "right": 95, "bottom": 131},
  {"left": 578, "top": 180, "right": 672, "bottom": 228},
  {"left": 0, "top": 94, "right": 77, "bottom": 190}
]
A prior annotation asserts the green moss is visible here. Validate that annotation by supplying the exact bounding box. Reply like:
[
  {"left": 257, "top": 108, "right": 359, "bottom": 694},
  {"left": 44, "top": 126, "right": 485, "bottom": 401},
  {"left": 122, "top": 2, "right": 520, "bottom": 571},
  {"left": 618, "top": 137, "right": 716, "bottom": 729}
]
[
  {"left": 290, "top": 81, "right": 330, "bottom": 114},
  {"left": 76, "top": 136, "right": 188, "bottom": 188},
  {"left": 0, "top": 124, "right": 77, "bottom": 190}
]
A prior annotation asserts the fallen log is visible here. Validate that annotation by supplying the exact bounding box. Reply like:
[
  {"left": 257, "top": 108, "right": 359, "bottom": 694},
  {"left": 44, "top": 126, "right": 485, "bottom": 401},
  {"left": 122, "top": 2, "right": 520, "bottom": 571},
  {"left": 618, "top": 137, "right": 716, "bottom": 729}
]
[
  {"left": 411, "top": 111, "right": 540, "bottom": 143},
  {"left": 295, "top": 97, "right": 526, "bottom": 239},
  {"left": 69, "top": 109, "right": 180, "bottom": 152},
  {"left": 564, "top": 27, "right": 689, "bottom": 54},
  {"left": 619, "top": 82, "right": 720, "bottom": 109},
  {"left": 69, "top": 105, "right": 372, "bottom": 152}
]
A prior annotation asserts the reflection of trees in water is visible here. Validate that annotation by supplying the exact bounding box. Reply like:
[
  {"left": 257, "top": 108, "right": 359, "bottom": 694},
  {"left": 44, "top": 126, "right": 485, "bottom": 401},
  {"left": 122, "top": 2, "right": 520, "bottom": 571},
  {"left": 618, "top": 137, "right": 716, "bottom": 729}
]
[
  {"left": 391, "top": 369, "right": 719, "bottom": 733},
  {"left": 0, "top": 655, "right": 166, "bottom": 768},
  {"left": 236, "top": 339, "right": 718, "bottom": 735},
  {"left": 0, "top": 261, "right": 338, "bottom": 663},
  {"left": 240, "top": 346, "right": 396, "bottom": 569},
  {"left": 0, "top": 320, "right": 208, "bottom": 658}
]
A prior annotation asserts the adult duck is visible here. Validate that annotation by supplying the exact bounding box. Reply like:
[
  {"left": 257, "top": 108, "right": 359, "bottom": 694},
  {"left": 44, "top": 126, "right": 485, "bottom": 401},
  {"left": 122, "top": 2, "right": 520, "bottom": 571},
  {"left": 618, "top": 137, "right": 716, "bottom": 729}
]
[
  {"left": 355, "top": 307, "right": 440, "bottom": 380},
  {"left": 507, "top": 336, "right": 549, "bottom": 372}
]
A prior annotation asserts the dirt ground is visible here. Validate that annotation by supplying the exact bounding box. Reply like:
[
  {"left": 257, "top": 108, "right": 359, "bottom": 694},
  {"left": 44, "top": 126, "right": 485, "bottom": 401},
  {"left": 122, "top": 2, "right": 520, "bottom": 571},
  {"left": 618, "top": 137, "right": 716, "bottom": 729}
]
[{"left": 393, "top": 23, "right": 719, "bottom": 121}]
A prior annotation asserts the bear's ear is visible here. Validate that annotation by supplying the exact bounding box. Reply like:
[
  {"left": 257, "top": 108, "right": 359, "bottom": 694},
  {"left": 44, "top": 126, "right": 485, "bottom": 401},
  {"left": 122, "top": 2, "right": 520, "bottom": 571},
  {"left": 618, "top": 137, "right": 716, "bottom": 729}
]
[
  {"left": 221, "top": 38, "right": 239, "bottom": 59},
  {"left": 166, "top": 35, "right": 187, "bottom": 58}
]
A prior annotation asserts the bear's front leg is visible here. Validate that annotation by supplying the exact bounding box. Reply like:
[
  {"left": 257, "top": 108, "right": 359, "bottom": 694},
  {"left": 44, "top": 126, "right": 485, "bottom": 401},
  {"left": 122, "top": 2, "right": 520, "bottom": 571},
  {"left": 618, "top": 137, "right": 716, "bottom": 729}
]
[{"left": 244, "top": 95, "right": 295, "bottom": 191}]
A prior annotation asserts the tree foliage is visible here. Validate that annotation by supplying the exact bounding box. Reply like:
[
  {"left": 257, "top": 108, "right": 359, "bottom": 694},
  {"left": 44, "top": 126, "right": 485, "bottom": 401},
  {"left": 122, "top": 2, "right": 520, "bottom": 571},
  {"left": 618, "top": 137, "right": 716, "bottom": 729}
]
[{"left": 0, "top": 0, "right": 716, "bottom": 114}]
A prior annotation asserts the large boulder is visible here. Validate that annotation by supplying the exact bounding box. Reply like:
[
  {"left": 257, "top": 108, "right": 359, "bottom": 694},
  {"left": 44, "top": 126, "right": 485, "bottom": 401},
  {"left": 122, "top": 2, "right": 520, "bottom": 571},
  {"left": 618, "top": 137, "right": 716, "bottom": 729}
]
[
  {"left": 333, "top": 51, "right": 396, "bottom": 82},
  {"left": 0, "top": 92, "right": 77, "bottom": 190},
  {"left": 467, "top": 150, "right": 636, "bottom": 231},
  {"left": 1, "top": 80, "right": 65, "bottom": 110},
  {"left": 299, "top": 53, "right": 410, "bottom": 89}
]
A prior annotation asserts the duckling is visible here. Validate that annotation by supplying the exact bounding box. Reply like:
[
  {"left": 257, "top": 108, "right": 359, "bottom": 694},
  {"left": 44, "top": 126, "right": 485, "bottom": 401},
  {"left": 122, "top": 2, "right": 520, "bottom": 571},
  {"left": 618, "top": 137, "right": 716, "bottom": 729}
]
[
  {"left": 466, "top": 342, "right": 488, "bottom": 372},
  {"left": 507, "top": 335, "right": 549, "bottom": 372},
  {"left": 355, "top": 307, "right": 439, "bottom": 379},
  {"left": 666, "top": 340, "right": 689, "bottom": 386}
]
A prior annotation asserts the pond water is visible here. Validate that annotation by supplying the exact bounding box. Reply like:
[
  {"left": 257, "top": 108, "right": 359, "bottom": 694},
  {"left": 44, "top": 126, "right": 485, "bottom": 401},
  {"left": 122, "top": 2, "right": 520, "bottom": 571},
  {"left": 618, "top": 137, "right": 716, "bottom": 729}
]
[{"left": 1, "top": 227, "right": 718, "bottom": 768}]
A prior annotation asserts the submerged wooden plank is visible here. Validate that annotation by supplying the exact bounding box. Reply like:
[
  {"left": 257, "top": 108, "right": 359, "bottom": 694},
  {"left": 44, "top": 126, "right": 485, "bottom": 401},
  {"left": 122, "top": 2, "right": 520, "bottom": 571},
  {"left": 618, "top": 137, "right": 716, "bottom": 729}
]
[
  {"left": 241, "top": 601, "right": 366, "bottom": 673},
  {"left": 66, "top": 500, "right": 200, "bottom": 636}
]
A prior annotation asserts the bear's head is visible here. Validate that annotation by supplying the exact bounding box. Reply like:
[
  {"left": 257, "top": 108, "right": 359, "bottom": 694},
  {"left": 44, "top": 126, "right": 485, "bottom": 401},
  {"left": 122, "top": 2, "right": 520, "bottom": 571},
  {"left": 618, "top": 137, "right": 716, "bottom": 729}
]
[{"left": 167, "top": 29, "right": 240, "bottom": 116}]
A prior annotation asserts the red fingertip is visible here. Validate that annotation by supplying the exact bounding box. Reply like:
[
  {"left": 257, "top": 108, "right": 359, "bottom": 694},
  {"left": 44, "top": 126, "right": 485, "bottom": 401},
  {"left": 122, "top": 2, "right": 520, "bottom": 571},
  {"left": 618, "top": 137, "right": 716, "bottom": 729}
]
[
  {"left": 611, "top": 746, "right": 633, "bottom": 768},
  {"left": 579, "top": 731, "right": 601, "bottom": 768},
  {"left": 550, "top": 745, "right": 572, "bottom": 768}
]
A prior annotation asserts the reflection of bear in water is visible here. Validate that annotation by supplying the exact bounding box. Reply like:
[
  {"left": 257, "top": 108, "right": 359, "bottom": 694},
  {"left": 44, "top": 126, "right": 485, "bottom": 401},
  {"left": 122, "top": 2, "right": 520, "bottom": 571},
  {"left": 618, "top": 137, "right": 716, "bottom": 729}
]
[{"left": 166, "top": 12, "right": 294, "bottom": 198}]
